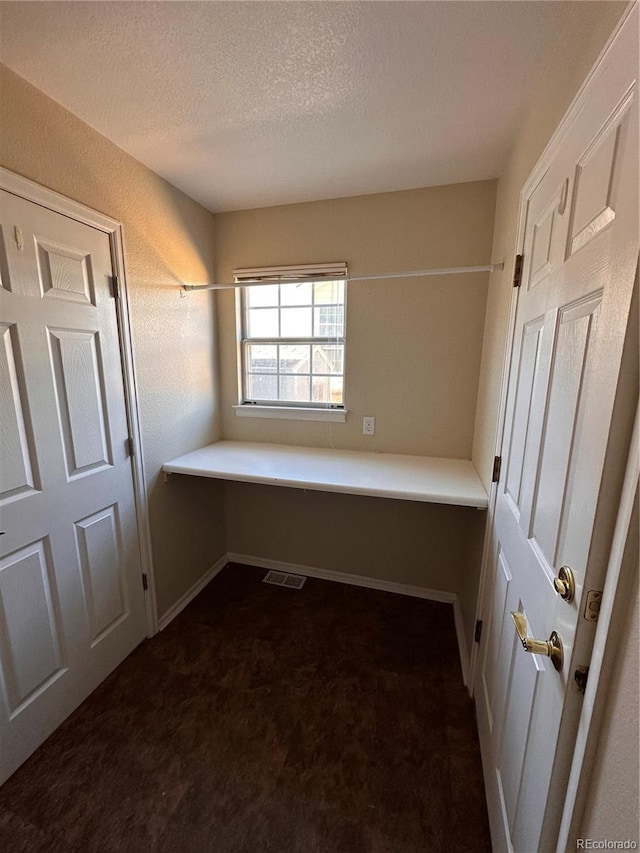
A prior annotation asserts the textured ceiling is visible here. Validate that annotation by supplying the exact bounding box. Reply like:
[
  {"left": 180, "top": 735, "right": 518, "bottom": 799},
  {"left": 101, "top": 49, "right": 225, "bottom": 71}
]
[{"left": 1, "top": 1, "right": 566, "bottom": 212}]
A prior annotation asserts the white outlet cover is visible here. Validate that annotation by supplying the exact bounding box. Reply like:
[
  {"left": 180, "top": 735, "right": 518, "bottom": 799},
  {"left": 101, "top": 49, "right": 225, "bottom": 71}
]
[{"left": 363, "top": 416, "right": 375, "bottom": 435}]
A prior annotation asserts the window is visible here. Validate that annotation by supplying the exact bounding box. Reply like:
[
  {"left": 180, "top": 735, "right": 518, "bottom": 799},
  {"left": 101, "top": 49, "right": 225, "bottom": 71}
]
[{"left": 236, "top": 264, "right": 347, "bottom": 416}]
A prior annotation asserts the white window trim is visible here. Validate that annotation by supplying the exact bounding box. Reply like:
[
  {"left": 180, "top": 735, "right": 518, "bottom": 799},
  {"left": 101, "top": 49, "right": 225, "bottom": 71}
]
[
  {"left": 233, "top": 404, "right": 347, "bottom": 423},
  {"left": 234, "top": 263, "right": 348, "bottom": 421}
]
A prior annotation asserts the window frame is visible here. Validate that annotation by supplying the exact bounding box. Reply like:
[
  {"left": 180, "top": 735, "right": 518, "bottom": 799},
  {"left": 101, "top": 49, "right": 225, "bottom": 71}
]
[{"left": 234, "top": 264, "right": 348, "bottom": 421}]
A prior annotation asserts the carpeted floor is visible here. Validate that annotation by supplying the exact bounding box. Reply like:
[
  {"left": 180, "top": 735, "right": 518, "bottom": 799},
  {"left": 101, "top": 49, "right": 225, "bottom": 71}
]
[{"left": 0, "top": 563, "right": 491, "bottom": 853}]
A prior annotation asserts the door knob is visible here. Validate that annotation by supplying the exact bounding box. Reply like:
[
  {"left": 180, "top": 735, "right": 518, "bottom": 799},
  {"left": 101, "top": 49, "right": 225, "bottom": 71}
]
[
  {"left": 511, "top": 611, "right": 563, "bottom": 672},
  {"left": 553, "top": 565, "right": 575, "bottom": 602}
]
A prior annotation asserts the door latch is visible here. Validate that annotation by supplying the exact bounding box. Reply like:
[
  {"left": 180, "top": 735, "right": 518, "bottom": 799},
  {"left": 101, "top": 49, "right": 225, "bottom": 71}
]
[
  {"left": 574, "top": 666, "right": 589, "bottom": 693},
  {"left": 583, "top": 590, "right": 603, "bottom": 622}
]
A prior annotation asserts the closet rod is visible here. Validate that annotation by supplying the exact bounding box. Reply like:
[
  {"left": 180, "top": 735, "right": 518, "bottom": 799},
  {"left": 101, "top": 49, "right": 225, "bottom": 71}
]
[{"left": 181, "top": 262, "right": 504, "bottom": 292}]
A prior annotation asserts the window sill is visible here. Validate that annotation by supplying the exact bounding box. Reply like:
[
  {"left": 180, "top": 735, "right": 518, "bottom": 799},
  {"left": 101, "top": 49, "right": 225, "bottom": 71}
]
[{"left": 233, "top": 405, "right": 347, "bottom": 423}]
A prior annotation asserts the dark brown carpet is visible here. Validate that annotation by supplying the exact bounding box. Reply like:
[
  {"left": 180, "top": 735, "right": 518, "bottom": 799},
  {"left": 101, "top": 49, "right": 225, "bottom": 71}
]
[{"left": 0, "top": 563, "right": 491, "bottom": 853}]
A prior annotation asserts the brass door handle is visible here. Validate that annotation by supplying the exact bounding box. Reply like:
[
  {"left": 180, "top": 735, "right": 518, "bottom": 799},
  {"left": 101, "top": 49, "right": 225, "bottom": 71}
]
[
  {"left": 511, "top": 611, "right": 563, "bottom": 672},
  {"left": 553, "top": 565, "right": 575, "bottom": 602}
]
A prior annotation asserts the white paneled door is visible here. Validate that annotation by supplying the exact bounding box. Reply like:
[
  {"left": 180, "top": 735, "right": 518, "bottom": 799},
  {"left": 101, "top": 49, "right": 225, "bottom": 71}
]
[
  {"left": 476, "top": 13, "right": 638, "bottom": 853},
  {"left": 0, "top": 190, "right": 147, "bottom": 784}
]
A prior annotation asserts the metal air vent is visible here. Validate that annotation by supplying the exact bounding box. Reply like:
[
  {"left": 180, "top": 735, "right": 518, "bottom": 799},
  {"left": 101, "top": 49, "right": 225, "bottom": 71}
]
[{"left": 262, "top": 570, "right": 306, "bottom": 590}]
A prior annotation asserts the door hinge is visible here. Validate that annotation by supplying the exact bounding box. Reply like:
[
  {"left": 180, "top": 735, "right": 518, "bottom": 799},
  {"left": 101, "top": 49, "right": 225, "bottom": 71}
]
[
  {"left": 512, "top": 254, "right": 523, "bottom": 288},
  {"left": 574, "top": 665, "right": 589, "bottom": 694},
  {"left": 142, "top": 573, "right": 148, "bottom": 591},
  {"left": 474, "top": 619, "right": 483, "bottom": 644},
  {"left": 125, "top": 436, "right": 135, "bottom": 457},
  {"left": 110, "top": 275, "right": 120, "bottom": 299},
  {"left": 492, "top": 455, "right": 502, "bottom": 483}
]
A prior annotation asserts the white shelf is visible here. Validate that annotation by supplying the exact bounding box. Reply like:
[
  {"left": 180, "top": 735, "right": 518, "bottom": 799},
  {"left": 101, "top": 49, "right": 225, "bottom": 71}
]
[{"left": 163, "top": 441, "right": 488, "bottom": 509}]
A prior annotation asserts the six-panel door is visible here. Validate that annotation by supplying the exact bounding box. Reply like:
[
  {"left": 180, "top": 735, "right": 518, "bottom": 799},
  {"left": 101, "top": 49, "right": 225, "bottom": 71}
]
[
  {"left": 0, "top": 191, "right": 147, "bottom": 783},
  {"left": 476, "top": 22, "right": 638, "bottom": 852}
]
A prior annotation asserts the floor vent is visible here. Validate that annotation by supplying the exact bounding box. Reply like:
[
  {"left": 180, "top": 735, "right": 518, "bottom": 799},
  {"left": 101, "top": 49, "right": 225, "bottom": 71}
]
[{"left": 262, "top": 570, "right": 307, "bottom": 590}]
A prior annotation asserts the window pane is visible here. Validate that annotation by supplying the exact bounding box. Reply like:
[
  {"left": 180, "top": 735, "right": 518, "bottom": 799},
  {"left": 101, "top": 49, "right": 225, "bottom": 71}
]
[
  {"left": 312, "top": 344, "right": 344, "bottom": 375},
  {"left": 242, "top": 270, "right": 346, "bottom": 406},
  {"left": 314, "top": 305, "right": 344, "bottom": 337},
  {"left": 279, "top": 345, "right": 310, "bottom": 374},
  {"left": 280, "top": 282, "right": 312, "bottom": 306},
  {"left": 314, "top": 280, "right": 344, "bottom": 304},
  {"left": 279, "top": 374, "right": 310, "bottom": 402},
  {"left": 248, "top": 308, "right": 279, "bottom": 338},
  {"left": 329, "top": 376, "right": 343, "bottom": 404},
  {"left": 246, "top": 344, "right": 277, "bottom": 373},
  {"left": 247, "top": 285, "right": 279, "bottom": 307},
  {"left": 247, "top": 374, "right": 278, "bottom": 400},
  {"left": 312, "top": 376, "right": 329, "bottom": 402},
  {"left": 281, "top": 307, "right": 312, "bottom": 337}
]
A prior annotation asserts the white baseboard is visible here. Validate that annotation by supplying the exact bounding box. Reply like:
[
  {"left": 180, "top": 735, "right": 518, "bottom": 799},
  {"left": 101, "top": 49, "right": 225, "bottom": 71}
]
[
  {"left": 159, "top": 551, "right": 471, "bottom": 684},
  {"left": 227, "top": 552, "right": 470, "bottom": 682},
  {"left": 226, "top": 552, "right": 457, "bottom": 604},
  {"left": 452, "top": 598, "right": 470, "bottom": 688},
  {"left": 158, "top": 554, "right": 228, "bottom": 631}
]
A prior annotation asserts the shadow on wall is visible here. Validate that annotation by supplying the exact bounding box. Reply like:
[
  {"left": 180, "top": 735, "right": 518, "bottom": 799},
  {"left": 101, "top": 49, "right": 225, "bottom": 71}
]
[
  {"left": 56, "top": 138, "right": 226, "bottom": 616},
  {"left": 0, "top": 64, "right": 225, "bottom": 617}
]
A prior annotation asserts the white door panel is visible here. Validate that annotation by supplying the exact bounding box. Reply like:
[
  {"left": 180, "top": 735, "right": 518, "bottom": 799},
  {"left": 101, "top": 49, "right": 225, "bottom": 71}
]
[
  {"left": 0, "top": 190, "right": 147, "bottom": 783},
  {"left": 0, "top": 321, "right": 39, "bottom": 503},
  {"left": 503, "top": 316, "right": 544, "bottom": 516},
  {"left": 48, "top": 327, "right": 113, "bottom": 476},
  {"left": 0, "top": 539, "right": 65, "bottom": 713},
  {"left": 476, "top": 13, "right": 638, "bottom": 851}
]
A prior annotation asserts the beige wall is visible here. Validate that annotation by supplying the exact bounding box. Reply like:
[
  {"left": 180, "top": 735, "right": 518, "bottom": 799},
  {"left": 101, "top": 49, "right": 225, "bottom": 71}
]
[
  {"left": 224, "top": 481, "right": 486, "bottom": 654},
  {"left": 0, "top": 66, "right": 226, "bottom": 617},
  {"left": 215, "top": 182, "right": 496, "bottom": 650},
  {"left": 215, "top": 181, "right": 496, "bottom": 457}
]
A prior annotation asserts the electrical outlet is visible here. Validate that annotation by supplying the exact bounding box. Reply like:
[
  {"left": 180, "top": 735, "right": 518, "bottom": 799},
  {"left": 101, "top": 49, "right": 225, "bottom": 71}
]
[{"left": 362, "top": 416, "right": 375, "bottom": 435}]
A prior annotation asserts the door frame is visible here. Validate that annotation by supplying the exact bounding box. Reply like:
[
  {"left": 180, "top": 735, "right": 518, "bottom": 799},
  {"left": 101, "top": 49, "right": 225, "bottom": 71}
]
[
  {"left": 557, "top": 399, "right": 638, "bottom": 849},
  {"left": 469, "top": 1, "right": 638, "bottom": 846},
  {"left": 1, "top": 167, "right": 158, "bottom": 635}
]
